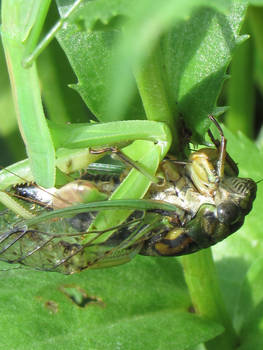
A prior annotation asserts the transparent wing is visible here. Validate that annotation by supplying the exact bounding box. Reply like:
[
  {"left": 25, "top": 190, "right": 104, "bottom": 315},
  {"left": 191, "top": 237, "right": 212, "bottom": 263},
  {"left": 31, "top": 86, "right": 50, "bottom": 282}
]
[{"left": 0, "top": 204, "right": 172, "bottom": 274}]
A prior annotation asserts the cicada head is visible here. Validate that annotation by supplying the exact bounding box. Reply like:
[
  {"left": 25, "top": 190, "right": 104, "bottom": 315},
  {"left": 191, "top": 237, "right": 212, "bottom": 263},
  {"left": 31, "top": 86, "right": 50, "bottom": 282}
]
[{"left": 217, "top": 177, "right": 257, "bottom": 220}]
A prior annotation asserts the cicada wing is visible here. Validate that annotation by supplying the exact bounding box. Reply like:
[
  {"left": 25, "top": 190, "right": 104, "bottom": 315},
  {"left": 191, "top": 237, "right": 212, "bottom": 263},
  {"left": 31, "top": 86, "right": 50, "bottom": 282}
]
[{"left": 0, "top": 208, "right": 163, "bottom": 274}]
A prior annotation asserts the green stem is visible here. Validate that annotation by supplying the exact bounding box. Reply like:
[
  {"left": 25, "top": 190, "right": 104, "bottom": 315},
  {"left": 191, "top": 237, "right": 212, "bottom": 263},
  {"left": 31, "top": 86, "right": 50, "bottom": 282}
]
[
  {"left": 181, "top": 249, "right": 238, "bottom": 350},
  {"left": 248, "top": 6, "right": 263, "bottom": 151},
  {"left": 248, "top": 6, "right": 263, "bottom": 69},
  {"left": 133, "top": 45, "right": 178, "bottom": 153},
  {"left": 256, "top": 125, "right": 263, "bottom": 152},
  {"left": 225, "top": 21, "right": 254, "bottom": 138}
]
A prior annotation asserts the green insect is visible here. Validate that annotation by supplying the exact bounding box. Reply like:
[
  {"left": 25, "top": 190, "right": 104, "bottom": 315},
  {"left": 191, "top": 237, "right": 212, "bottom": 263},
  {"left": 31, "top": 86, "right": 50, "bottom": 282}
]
[{"left": 0, "top": 117, "right": 256, "bottom": 274}]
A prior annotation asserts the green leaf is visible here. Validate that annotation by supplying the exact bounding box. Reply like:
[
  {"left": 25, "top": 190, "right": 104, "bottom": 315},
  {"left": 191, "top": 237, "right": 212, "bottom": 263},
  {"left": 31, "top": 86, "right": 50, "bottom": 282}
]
[
  {"left": 0, "top": 257, "right": 223, "bottom": 349},
  {"left": 56, "top": 0, "right": 247, "bottom": 140},
  {"left": 234, "top": 258, "right": 263, "bottom": 350},
  {"left": 160, "top": 1, "right": 247, "bottom": 139},
  {"left": 56, "top": 19, "right": 146, "bottom": 121},
  {"left": 212, "top": 128, "right": 263, "bottom": 318}
]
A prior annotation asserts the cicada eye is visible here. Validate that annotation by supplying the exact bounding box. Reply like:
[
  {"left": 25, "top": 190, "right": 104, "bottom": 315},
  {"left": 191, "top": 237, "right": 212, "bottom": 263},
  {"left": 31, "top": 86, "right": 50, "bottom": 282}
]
[{"left": 217, "top": 201, "right": 241, "bottom": 225}]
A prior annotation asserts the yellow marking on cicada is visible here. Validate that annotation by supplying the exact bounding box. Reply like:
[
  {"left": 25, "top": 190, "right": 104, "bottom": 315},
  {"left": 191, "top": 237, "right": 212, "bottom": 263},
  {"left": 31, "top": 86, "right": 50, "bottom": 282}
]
[{"left": 155, "top": 228, "right": 192, "bottom": 256}]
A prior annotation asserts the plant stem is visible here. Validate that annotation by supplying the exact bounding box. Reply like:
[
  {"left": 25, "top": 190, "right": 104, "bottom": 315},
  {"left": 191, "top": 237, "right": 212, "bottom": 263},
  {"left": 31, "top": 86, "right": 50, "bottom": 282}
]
[
  {"left": 133, "top": 44, "right": 178, "bottom": 153},
  {"left": 248, "top": 6, "right": 263, "bottom": 72},
  {"left": 248, "top": 6, "right": 263, "bottom": 151},
  {"left": 181, "top": 249, "right": 238, "bottom": 350},
  {"left": 225, "top": 20, "right": 254, "bottom": 138}
]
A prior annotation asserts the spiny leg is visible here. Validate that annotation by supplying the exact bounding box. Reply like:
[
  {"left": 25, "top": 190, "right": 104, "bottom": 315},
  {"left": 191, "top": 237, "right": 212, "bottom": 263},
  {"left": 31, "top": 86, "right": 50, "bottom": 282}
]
[
  {"left": 208, "top": 115, "right": 227, "bottom": 179},
  {"left": 90, "top": 146, "right": 160, "bottom": 183}
]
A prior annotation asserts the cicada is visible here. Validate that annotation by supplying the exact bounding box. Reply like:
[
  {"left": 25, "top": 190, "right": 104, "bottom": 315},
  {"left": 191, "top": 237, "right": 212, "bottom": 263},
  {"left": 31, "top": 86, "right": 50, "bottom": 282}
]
[{"left": 0, "top": 119, "right": 257, "bottom": 274}]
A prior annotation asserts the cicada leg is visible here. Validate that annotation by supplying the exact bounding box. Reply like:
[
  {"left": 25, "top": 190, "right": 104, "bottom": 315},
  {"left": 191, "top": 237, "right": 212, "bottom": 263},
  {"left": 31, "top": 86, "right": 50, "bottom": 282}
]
[{"left": 208, "top": 115, "right": 227, "bottom": 179}]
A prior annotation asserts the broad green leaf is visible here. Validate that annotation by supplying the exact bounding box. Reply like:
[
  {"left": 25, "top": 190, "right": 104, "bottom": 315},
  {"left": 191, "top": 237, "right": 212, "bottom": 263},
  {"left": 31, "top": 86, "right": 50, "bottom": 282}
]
[
  {"left": 161, "top": 1, "right": 247, "bottom": 139},
  {"left": 56, "top": 0, "right": 247, "bottom": 140},
  {"left": 0, "top": 257, "right": 222, "bottom": 350},
  {"left": 109, "top": 0, "right": 246, "bottom": 139},
  {"left": 56, "top": 18, "right": 146, "bottom": 121}
]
